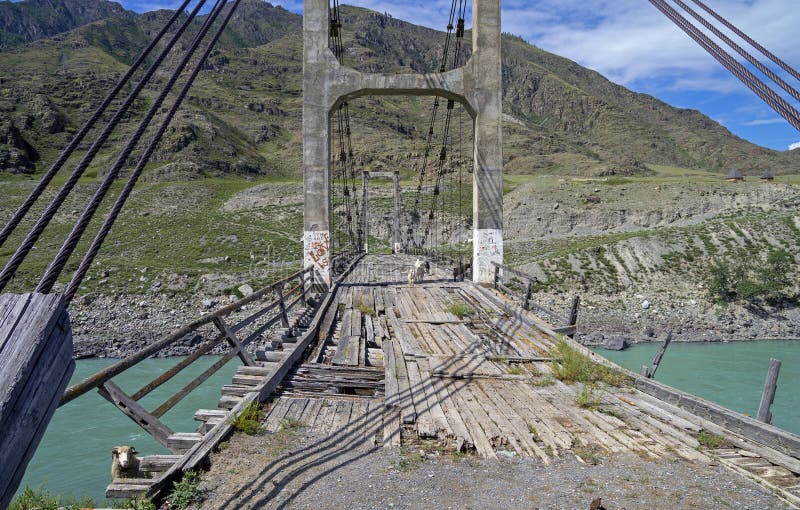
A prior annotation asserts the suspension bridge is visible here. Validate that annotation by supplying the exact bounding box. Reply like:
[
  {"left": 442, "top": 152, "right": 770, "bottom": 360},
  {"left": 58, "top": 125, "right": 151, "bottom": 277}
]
[{"left": 1, "top": 0, "right": 800, "bottom": 506}]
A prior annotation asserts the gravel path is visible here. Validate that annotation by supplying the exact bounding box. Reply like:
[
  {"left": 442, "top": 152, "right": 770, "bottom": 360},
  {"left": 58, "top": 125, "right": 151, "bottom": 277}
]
[{"left": 189, "top": 424, "right": 792, "bottom": 510}]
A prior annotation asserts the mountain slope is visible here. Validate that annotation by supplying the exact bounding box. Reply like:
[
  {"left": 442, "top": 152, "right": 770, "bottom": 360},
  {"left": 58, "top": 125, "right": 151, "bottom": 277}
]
[
  {"left": 0, "top": 0, "right": 797, "bottom": 178},
  {"left": 0, "top": 0, "right": 129, "bottom": 47}
]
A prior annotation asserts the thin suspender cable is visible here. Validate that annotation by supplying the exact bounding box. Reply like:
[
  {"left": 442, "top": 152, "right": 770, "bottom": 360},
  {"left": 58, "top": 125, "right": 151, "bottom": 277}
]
[
  {"left": 0, "top": 0, "right": 208, "bottom": 293},
  {"left": 407, "top": 0, "right": 460, "bottom": 250},
  {"left": 37, "top": 0, "right": 226, "bottom": 295},
  {"left": 671, "top": 0, "right": 800, "bottom": 103},
  {"left": 689, "top": 0, "right": 800, "bottom": 83},
  {"left": 62, "top": 0, "right": 242, "bottom": 304},
  {"left": 649, "top": 0, "right": 800, "bottom": 131},
  {"left": 0, "top": 0, "right": 194, "bottom": 249}
]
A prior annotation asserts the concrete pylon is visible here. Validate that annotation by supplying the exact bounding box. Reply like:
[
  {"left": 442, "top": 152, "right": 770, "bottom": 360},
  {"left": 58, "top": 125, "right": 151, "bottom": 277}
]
[{"left": 303, "top": 0, "right": 503, "bottom": 284}]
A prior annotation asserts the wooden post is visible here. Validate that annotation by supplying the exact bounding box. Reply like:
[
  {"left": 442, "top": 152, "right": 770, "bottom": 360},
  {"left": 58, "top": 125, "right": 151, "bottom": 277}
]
[
  {"left": 647, "top": 330, "right": 673, "bottom": 379},
  {"left": 640, "top": 365, "right": 650, "bottom": 377},
  {"left": 0, "top": 293, "right": 75, "bottom": 509},
  {"left": 361, "top": 170, "right": 369, "bottom": 253},
  {"left": 299, "top": 272, "right": 307, "bottom": 304},
  {"left": 568, "top": 296, "right": 580, "bottom": 326},
  {"left": 393, "top": 170, "right": 401, "bottom": 253},
  {"left": 523, "top": 281, "right": 533, "bottom": 311},
  {"left": 757, "top": 358, "right": 782, "bottom": 424},
  {"left": 276, "top": 284, "right": 290, "bottom": 328}
]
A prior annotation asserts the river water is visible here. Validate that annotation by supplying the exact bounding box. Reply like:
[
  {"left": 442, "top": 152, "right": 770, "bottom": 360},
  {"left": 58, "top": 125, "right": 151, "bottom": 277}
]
[
  {"left": 15, "top": 356, "right": 241, "bottom": 505},
  {"left": 593, "top": 340, "right": 800, "bottom": 436}
]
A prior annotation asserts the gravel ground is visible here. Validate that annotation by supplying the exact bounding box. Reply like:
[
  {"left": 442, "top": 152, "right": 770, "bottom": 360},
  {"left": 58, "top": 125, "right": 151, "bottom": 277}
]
[{"left": 188, "top": 424, "right": 792, "bottom": 510}]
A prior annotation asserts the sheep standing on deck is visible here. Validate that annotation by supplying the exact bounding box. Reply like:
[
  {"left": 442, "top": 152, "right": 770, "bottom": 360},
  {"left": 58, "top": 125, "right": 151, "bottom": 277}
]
[
  {"left": 413, "top": 258, "right": 426, "bottom": 283},
  {"left": 111, "top": 446, "right": 147, "bottom": 480},
  {"left": 407, "top": 268, "right": 416, "bottom": 286}
]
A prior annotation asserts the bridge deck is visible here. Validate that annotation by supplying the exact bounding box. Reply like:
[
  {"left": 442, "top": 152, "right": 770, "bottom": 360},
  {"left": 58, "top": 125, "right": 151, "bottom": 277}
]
[
  {"left": 194, "top": 255, "right": 800, "bottom": 508},
  {"left": 268, "top": 254, "right": 706, "bottom": 462}
]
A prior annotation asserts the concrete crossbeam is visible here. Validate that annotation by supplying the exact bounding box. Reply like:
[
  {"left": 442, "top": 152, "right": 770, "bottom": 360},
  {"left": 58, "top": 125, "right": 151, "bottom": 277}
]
[{"left": 303, "top": 0, "right": 503, "bottom": 284}]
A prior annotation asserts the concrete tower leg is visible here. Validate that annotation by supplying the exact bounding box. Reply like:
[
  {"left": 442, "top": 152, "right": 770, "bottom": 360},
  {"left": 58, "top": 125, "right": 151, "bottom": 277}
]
[
  {"left": 303, "top": 0, "right": 334, "bottom": 285},
  {"left": 470, "top": 0, "right": 503, "bottom": 284}
]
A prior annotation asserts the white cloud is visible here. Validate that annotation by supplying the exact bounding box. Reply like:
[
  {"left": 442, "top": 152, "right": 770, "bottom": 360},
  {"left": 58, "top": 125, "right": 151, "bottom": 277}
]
[
  {"left": 743, "top": 117, "right": 788, "bottom": 126},
  {"left": 790, "top": 141, "right": 800, "bottom": 150}
]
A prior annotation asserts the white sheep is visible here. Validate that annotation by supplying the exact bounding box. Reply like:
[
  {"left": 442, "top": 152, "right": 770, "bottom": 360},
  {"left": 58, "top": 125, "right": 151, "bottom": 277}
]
[{"left": 111, "top": 445, "right": 148, "bottom": 480}]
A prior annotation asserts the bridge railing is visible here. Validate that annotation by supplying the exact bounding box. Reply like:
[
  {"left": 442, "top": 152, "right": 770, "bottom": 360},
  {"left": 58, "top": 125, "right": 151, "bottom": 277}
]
[
  {"left": 59, "top": 266, "right": 315, "bottom": 447},
  {"left": 490, "top": 261, "right": 579, "bottom": 336}
]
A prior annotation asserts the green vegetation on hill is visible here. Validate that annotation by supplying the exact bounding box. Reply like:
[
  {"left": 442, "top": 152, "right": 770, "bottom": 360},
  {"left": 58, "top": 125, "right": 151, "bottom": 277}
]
[{"left": 0, "top": 0, "right": 798, "bottom": 180}]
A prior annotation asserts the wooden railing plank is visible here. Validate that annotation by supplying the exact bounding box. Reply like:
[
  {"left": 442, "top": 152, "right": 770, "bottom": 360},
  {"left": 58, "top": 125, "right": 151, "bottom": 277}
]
[{"left": 98, "top": 381, "right": 175, "bottom": 451}]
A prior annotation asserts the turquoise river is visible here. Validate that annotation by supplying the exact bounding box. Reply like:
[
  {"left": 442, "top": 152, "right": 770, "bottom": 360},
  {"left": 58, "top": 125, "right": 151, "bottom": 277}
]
[
  {"left": 13, "top": 341, "right": 800, "bottom": 505},
  {"left": 15, "top": 356, "right": 240, "bottom": 505}
]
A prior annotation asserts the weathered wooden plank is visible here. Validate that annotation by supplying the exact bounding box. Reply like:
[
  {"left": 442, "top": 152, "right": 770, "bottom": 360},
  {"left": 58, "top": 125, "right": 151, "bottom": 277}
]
[
  {"left": 139, "top": 455, "right": 182, "bottom": 473},
  {"left": 332, "top": 335, "right": 361, "bottom": 366},
  {"left": 213, "top": 316, "right": 255, "bottom": 367},
  {"left": 98, "top": 381, "right": 175, "bottom": 451},
  {"left": 0, "top": 302, "right": 74, "bottom": 510}
]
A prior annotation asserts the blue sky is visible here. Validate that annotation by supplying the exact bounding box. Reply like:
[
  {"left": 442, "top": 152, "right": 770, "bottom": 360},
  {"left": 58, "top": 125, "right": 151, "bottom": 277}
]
[{"left": 96, "top": 0, "right": 800, "bottom": 151}]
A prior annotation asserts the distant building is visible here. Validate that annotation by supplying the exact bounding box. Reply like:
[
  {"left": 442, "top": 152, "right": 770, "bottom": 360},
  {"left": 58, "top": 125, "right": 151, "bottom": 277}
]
[
  {"left": 760, "top": 171, "right": 775, "bottom": 181},
  {"left": 725, "top": 168, "right": 745, "bottom": 182}
]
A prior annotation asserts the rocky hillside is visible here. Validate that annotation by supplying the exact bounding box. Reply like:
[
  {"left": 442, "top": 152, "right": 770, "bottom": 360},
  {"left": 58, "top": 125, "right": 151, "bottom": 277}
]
[
  {"left": 0, "top": 0, "right": 128, "bottom": 47},
  {"left": 0, "top": 0, "right": 798, "bottom": 178}
]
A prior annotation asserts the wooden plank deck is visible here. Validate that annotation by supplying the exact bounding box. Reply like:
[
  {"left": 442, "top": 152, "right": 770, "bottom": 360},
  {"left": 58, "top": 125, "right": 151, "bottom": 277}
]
[{"left": 277, "top": 254, "right": 800, "bottom": 507}]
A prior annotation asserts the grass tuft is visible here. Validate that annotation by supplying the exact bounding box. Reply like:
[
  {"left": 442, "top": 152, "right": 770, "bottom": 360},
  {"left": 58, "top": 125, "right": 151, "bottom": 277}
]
[
  {"left": 697, "top": 430, "right": 725, "bottom": 449},
  {"left": 447, "top": 300, "right": 473, "bottom": 319},
  {"left": 550, "top": 339, "right": 626, "bottom": 387},
  {"left": 231, "top": 401, "right": 263, "bottom": 435}
]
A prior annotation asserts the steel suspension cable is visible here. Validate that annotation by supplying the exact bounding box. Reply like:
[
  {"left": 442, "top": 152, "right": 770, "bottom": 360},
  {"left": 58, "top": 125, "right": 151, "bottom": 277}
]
[
  {"left": 406, "top": 0, "right": 461, "bottom": 250},
  {"left": 671, "top": 0, "right": 800, "bottom": 103},
  {"left": 61, "top": 0, "right": 243, "bottom": 304},
  {"left": 36, "top": 0, "right": 227, "bottom": 295},
  {"left": 689, "top": 0, "right": 800, "bottom": 83},
  {"left": 649, "top": 0, "right": 800, "bottom": 131},
  {"left": 0, "top": 0, "right": 208, "bottom": 293},
  {"left": 423, "top": 0, "right": 468, "bottom": 247},
  {"left": 329, "top": 0, "right": 361, "bottom": 255},
  {"left": 0, "top": 0, "right": 194, "bottom": 250}
]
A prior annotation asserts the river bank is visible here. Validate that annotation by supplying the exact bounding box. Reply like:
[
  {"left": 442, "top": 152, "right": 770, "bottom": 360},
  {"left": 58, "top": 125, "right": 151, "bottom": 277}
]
[{"left": 65, "top": 286, "right": 800, "bottom": 358}]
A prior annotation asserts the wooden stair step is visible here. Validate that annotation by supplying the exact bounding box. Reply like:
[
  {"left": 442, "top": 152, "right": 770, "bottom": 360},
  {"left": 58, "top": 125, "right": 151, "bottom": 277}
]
[
  {"left": 194, "top": 409, "right": 228, "bottom": 421},
  {"left": 218, "top": 395, "right": 242, "bottom": 410},
  {"left": 256, "top": 350, "right": 288, "bottom": 362},
  {"left": 106, "top": 478, "right": 154, "bottom": 499},
  {"left": 197, "top": 417, "right": 225, "bottom": 434},
  {"left": 236, "top": 364, "right": 276, "bottom": 376},
  {"left": 221, "top": 385, "right": 253, "bottom": 397},
  {"left": 232, "top": 374, "right": 265, "bottom": 386},
  {"left": 167, "top": 432, "right": 202, "bottom": 452},
  {"left": 138, "top": 455, "right": 182, "bottom": 473}
]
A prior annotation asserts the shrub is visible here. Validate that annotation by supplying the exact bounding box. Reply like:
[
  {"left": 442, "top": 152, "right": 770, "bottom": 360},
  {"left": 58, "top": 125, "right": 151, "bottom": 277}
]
[
  {"left": 167, "top": 471, "right": 202, "bottom": 509},
  {"left": 9, "top": 487, "right": 94, "bottom": 510},
  {"left": 697, "top": 430, "right": 725, "bottom": 449}
]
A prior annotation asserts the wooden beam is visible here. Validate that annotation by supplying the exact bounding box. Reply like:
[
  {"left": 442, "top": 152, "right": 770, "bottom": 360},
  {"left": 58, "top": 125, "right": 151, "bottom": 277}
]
[
  {"left": 647, "top": 330, "right": 673, "bottom": 379},
  {"left": 213, "top": 316, "right": 254, "bottom": 366},
  {"left": 98, "top": 381, "right": 175, "bottom": 451}
]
